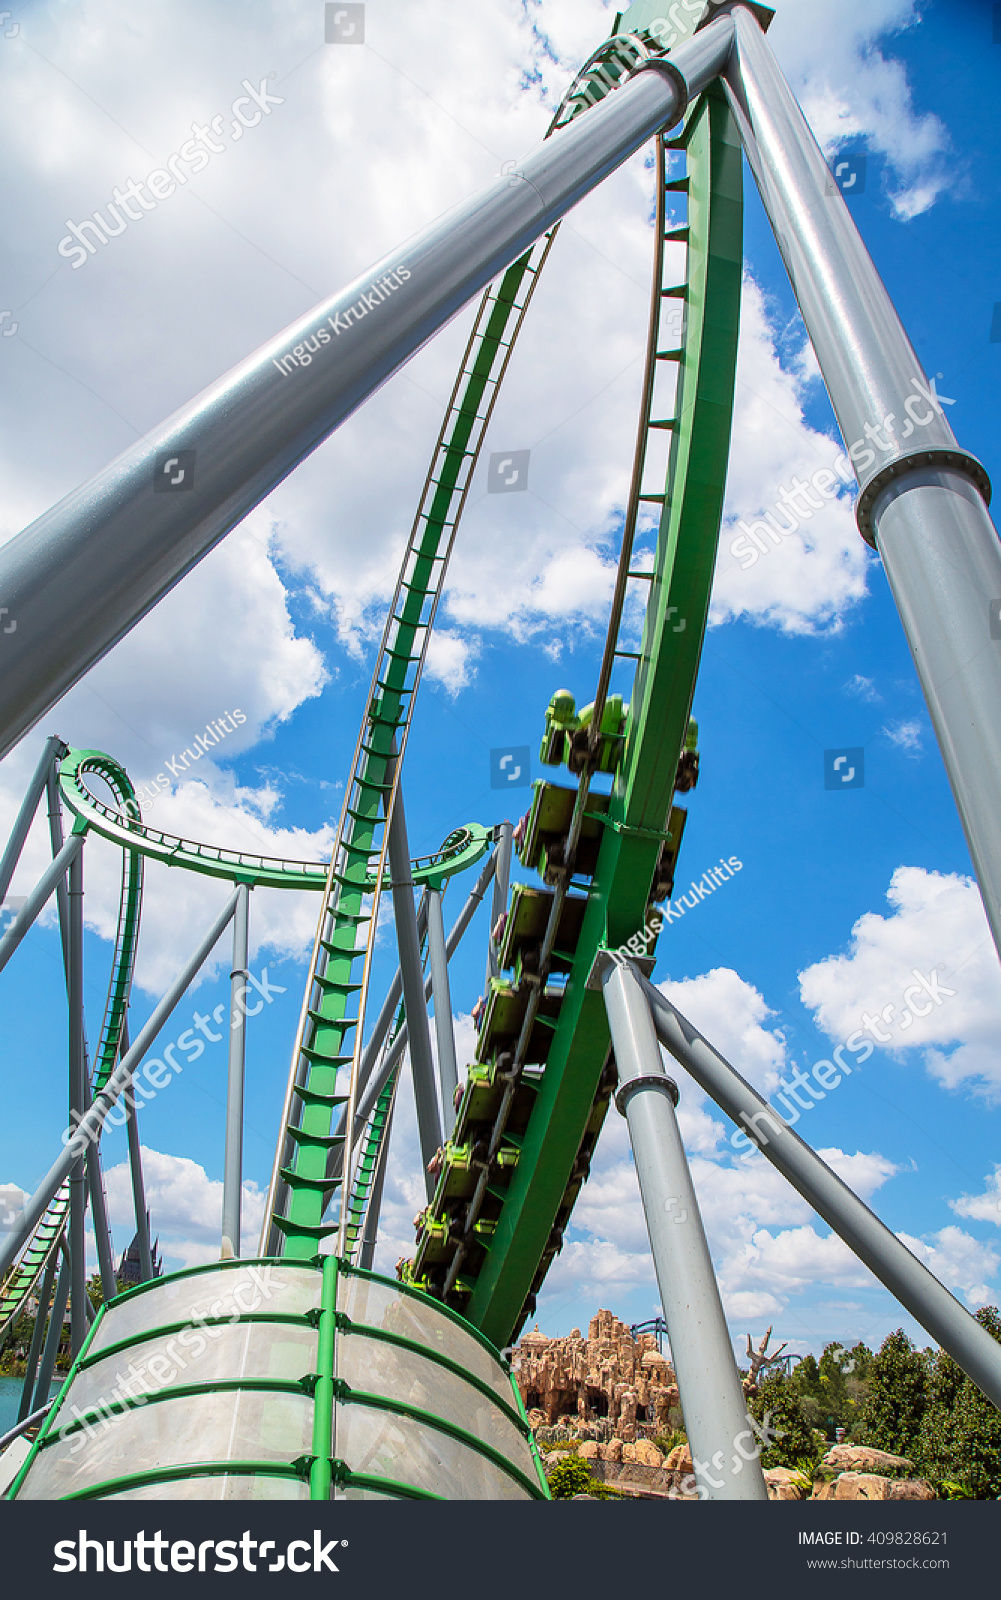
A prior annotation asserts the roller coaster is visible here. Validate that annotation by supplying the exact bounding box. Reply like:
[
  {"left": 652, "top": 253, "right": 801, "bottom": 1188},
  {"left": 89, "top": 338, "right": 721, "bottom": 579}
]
[{"left": 3, "top": 1, "right": 1001, "bottom": 1502}]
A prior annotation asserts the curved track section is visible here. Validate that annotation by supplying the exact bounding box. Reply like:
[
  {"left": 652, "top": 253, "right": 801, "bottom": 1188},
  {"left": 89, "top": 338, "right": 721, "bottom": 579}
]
[
  {"left": 409, "top": 81, "right": 743, "bottom": 1347},
  {"left": 0, "top": 753, "right": 144, "bottom": 1343},
  {"left": 59, "top": 748, "right": 489, "bottom": 892}
]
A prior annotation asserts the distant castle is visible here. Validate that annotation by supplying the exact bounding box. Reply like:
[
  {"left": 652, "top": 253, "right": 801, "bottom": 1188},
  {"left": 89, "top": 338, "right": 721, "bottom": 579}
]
[{"left": 116, "top": 1218, "right": 162, "bottom": 1289}]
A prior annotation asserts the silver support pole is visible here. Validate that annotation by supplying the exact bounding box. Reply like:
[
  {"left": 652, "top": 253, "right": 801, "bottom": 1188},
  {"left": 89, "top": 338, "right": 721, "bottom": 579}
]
[
  {"left": 46, "top": 761, "right": 72, "bottom": 973},
  {"left": 387, "top": 795, "right": 442, "bottom": 1198},
  {"left": 602, "top": 960, "right": 767, "bottom": 1501},
  {"left": 16, "top": 1246, "right": 59, "bottom": 1423},
  {"left": 359, "top": 1089, "right": 396, "bottom": 1272},
  {"left": 637, "top": 966, "right": 1001, "bottom": 1410},
  {"left": 0, "top": 889, "right": 240, "bottom": 1280},
  {"left": 67, "top": 847, "right": 87, "bottom": 1359},
  {"left": 486, "top": 821, "right": 513, "bottom": 985},
  {"left": 121, "top": 1017, "right": 154, "bottom": 1283},
  {"left": 221, "top": 883, "right": 250, "bottom": 1258},
  {"left": 0, "top": 735, "right": 64, "bottom": 908},
  {"left": 32, "top": 1241, "right": 70, "bottom": 1413},
  {"left": 0, "top": 19, "right": 737, "bottom": 761},
  {"left": 0, "top": 831, "right": 83, "bottom": 977},
  {"left": 723, "top": 5, "right": 1001, "bottom": 959},
  {"left": 85, "top": 1129, "right": 117, "bottom": 1306},
  {"left": 332, "top": 846, "right": 499, "bottom": 1183},
  {"left": 427, "top": 888, "right": 459, "bottom": 1137}
]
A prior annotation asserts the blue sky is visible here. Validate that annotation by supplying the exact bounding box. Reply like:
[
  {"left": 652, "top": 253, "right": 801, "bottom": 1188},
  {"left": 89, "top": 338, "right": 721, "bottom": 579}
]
[{"left": 1, "top": 0, "right": 1000, "bottom": 1367}]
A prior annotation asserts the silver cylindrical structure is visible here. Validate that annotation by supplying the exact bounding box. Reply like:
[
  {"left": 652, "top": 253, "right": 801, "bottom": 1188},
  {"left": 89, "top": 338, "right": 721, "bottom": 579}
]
[
  {"left": 0, "top": 735, "right": 64, "bottom": 907},
  {"left": 0, "top": 19, "right": 736, "bottom": 760},
  {"left": 602, "top": 960, "right": 767, "bottom": 1501},
  {"left": 387, "top": 797, "right": 442, "bottom": 1196},
  {"left": 724, "top": 5, "right": 1001, "bottom": 958},
  {"left": 427, "top": 887, "right": 459, "bottom": 1136},
  {"left": 0, "top": 831, "right": 83, "bottom": 977},
  {"left": 639, "top": 967, "right": 1001, "bottom": 1410},
  {"left": 221, "top": 882, "right": 251, "bottom": 1257},
  {"left": 121, "top": 1016, "right": 155, "bottom": 1283},
  {"left": 67, "top": 847, "right": 87, "bottom": 1358},
  {"left": 485, "top": 821, "right": 513, "bottom": 985}
]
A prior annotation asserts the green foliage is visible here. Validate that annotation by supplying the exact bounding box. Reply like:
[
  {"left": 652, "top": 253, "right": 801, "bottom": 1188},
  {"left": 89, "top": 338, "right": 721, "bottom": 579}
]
[
  {"left": 545, "top": 1454, "right": 623, "bottom": 1500},
  {"left": 790, "top": 1341, "right": 872, "bottom": 1436},
  {"left": 856, "top": 1328, "right": 930, "bottom": 1461},
  {"left": 916, "top": 1307, "right": 1001, "bottom": 1500},
  {"left": 653, "top": 1427, "right": 687, "bottom": 1456},
  {"left": 746, "top": 1372, "right": 822, "bottom": 1474}
]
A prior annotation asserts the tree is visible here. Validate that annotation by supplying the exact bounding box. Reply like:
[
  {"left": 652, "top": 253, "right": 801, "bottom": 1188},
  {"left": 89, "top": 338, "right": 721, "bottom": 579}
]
[
  {"left": 917, "top": 1307, "right": 1001, "bottom": 1499},
  {"left": 746, "top": 1371, "right": 819, "bottom": 1472},
  {"left": 856, "top": 1329, "right": 930, "bottom": 1461}
]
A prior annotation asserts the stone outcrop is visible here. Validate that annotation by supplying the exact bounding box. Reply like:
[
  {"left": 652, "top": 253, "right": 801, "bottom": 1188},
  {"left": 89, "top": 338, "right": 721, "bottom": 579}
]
[
  {"left": 821, "top": 1444, "right": 913, "bottom": 1475},
  {"left": 812, "top": 1472, "right": 934, "bottom": 1502},
  {"left": 514, "top": 1309, "right": 679, "bottom": 1437},
  {"left": 764, "top": 1466, "right": 808, "bottom": 1501}
]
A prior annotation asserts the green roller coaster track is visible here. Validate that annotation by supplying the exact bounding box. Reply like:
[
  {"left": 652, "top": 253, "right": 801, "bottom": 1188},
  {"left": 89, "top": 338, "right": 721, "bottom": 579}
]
[{"left": 6, "top": 1, "right": 747, "bottom": 1499}]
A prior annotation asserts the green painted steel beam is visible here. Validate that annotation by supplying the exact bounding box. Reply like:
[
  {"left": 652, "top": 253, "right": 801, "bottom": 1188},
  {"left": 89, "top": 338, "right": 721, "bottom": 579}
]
[{"left": 462, "top": 89, "right": 743, "bottom": 1348}]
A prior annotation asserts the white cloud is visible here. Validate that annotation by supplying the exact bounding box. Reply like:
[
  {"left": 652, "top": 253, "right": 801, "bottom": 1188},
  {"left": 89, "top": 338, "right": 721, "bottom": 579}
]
[
  {"left": 846, "top": 674, "right": 879, "bottom": 702},
  {"left": 882, "top": 718, "right": 923, "bottom": 756},
  {"left": 895, "top": 1225, "right": 999, "bottom": 1309},
  {"left": 799, "top": 866, "right": 1001, "bottom": 1097},
  {"left": 104, "top": 1146, "right": 265, "bottom": 1270},
  {"left": 768, "top": 0, "right": 953, "bottom": 220},
  {"left": 711, "top": 279, "right": 872, "bottom": 636},
  {"left": 657, "top": 966, "right": 790, "bottom": 1099},
  {"left": 950, "top": 1168, "right": 1001, "bottom": 1229}
]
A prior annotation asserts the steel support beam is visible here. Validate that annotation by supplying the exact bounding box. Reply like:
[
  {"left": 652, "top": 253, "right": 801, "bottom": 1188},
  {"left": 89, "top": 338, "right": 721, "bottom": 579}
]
[
  {"left": 67, "top": 848, "right": 87, "bottom": 1358},
  {"left": 0, "top": 830, "right": 83, "bottom": 977},
  {"left": 486, "top": 821, "right": 513, "bottom": 985},
  {"left": 16, "top": 1245, "right": 59, "bottom": 1423},
  {"left": 723, "top": 5, "right": 1001, "bottom": 960},
  {"left": 0, "top": 735, "right": 64, "bottom": 909},
  {"left": 637, "top": 965, "right": 1001, "bottom": 1410},
  {"left": 331, "top": 847, "right": 499, "bottom": 1182},
  {"left": 427, "top": 888, "right": 459, "bottom": 1136},
  {"left": 0, "top": 889, "right": 240, "bottom": 1280},
  {"left": 221, "top": 882, "right": 251, "bottom": 1258},
  {"left": 387, "top": 794, "right": 442, "bottom": 1197},
  {"left": 32, "top": 1242, "right": 71, "bottom": 1414},
  {"left": 122, "top": 1017, "right": 154, "bottom": 1283},
  {"left": 602, "top": 959, "right": 767, "bottom": 1501},
  {"left": 0, "top": 19, "right": 737, "bottom": 759}
]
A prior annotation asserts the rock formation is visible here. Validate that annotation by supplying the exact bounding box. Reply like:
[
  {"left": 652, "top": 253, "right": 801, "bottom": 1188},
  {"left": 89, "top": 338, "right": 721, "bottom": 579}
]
[{"left": 513, "top": 1309, "right": 680, "bottom": 1438}]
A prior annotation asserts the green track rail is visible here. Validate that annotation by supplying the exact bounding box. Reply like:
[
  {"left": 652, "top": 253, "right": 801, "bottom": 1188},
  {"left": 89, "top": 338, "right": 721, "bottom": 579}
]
[
  {"left": 408, "top": 68, "right": 743, "bottom": 1346},
  {"left": 0, "top": 753, "right": 143, "bottom": 1344},
  {"left": 261, "top": 227, "right": 558, "bottom": 1261},
  {"left": 59, "top": 749, "right": 488, "bottom": 893}
]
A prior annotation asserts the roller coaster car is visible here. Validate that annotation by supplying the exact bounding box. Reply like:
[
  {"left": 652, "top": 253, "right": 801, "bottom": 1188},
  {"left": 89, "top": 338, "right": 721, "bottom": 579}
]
[
  {"left": 649, "top": 805, "right": 688, "bottom": 901},
  {"left": 498, "top": 883, "right": 588, "bottom": 978},
  {"left": 473, "top": 976, "right": 565, "bottom": 1065},
  {"left": 516, "top": 779, "right": 609, "bottom": 882},
  {"left": 539, "top": 689, "right": 627, "bottom": 776}
]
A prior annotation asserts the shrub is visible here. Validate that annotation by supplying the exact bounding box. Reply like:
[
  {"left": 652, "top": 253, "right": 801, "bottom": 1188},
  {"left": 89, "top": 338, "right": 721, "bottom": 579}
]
[
  {"left": 746, "top": 1372, "right": 821, "bottom": 1474},
  {"left": 546, "top": 1455, "right": 623, "bottom": 1500}
]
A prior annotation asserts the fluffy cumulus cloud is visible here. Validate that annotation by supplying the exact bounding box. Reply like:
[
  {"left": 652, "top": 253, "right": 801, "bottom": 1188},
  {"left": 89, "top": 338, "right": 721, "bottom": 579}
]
[
  {"left": 103, "top": 1146, "right": 266, "bottom": 1270},
  {"left": 711, "top": 278, "right": 872, "bottom": 635},
  {"left": 799, "top": 866, "right": 1001, "bottom": 1098},
  {"left": 950, "top": 1168, "right": 1001, "bottom": 1229},
  {"left": 768, "top": 0, "right": 952, "bottom": 220}
]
